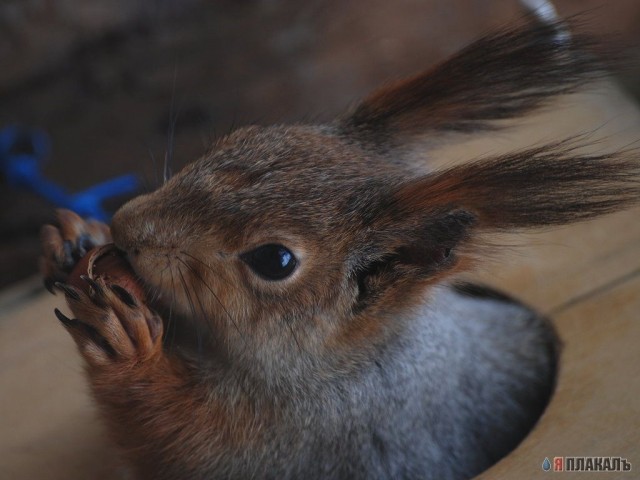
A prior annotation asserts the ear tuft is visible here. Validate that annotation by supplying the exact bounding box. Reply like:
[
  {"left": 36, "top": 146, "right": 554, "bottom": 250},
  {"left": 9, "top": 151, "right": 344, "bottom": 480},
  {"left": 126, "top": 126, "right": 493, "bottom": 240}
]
[
  {"left": 390, "top": 140, "right": 640, "bottom": 230},
  {"left": 351, "top": 140, "right": 638, "bottom": 309},
  {"left": 338, "top": 20, "right": 610, "bottom": 149},
  {"left": 352, "top": 209, "right": 477, "bottom": 311},
  {"left": 394, "top": 210, "right": 476, "bottom": 272}
]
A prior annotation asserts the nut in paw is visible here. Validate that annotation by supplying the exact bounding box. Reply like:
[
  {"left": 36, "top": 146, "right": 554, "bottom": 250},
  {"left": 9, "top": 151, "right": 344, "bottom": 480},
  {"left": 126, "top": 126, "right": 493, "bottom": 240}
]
[{"left": 53, "top": 240, "right": 161, "bottom": 367}]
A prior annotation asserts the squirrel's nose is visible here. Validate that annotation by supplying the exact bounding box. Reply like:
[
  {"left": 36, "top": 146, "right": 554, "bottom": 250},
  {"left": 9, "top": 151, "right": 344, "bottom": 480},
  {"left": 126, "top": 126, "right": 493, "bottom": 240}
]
[{"left": 110, "top": 196, "right": 155, "bottom": 255}]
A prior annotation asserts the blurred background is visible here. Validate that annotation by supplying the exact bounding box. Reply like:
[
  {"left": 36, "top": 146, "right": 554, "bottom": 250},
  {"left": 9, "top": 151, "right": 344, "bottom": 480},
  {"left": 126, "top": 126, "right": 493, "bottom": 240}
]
[{"left": 1, "top": 0, "right": 639, "bottom": 290}]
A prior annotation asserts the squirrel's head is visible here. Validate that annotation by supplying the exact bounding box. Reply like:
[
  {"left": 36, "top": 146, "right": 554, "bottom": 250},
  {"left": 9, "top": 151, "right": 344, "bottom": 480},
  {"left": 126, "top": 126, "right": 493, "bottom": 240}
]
[{"left": 111, "top": 22, "right": 639, "bottom": 382}]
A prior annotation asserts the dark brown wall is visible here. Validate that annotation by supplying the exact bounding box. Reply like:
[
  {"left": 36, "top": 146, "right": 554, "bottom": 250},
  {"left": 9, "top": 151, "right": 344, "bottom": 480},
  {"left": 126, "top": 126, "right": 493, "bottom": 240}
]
[{"left": 1, "top": 0, "right": 639, "bottom": 288}]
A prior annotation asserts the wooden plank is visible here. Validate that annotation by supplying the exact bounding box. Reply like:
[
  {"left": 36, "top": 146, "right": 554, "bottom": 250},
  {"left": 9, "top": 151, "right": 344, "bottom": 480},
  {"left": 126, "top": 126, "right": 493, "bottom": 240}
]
[
  {"left": 465, "top": 206, "right": 640, "bottom": 312},
  {"left": 477, "top": 274, "right": 640, "bottom": 478},
  {"left": 1, "top": 210, "right": 637, "bottom": 479},
  {"left": 0, "top": 294, "right": 121, "bottom": 480},
  {"left": 0, "top": 81, "right": 638, "bottom": 478}
]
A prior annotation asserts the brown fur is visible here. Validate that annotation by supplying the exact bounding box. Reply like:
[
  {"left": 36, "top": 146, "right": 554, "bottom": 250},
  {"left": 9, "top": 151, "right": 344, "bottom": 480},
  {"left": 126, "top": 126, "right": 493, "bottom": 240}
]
[
  {"left": 41, "top": 19, "right": 639, "bottom": 480},
  {"left": 340, "top": 21, "right": 610, "bottom": 146},
  {"left": 89, "top": 356, "right": 266, "bottom": 479}
]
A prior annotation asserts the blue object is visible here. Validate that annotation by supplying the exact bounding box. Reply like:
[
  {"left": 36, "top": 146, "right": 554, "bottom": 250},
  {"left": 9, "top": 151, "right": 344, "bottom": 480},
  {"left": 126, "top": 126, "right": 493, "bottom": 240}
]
[{"left": 0, "top": 125, "right": 139, "bottom": 221}]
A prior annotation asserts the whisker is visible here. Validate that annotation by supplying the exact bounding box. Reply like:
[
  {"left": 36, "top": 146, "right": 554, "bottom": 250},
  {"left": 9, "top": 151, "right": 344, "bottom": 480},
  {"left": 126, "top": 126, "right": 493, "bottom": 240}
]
[
  {"left": 178, "top": 259, "right": 220, "bottom": 360},
  {"left": 180, "top": 250, "right": 304, "bottom": 353},
  {"left": 158, "top": 260, "right": 174, "bottom": 276},
  {"left": 167, "top": 256, "right": 178, "bottom": 349},
  {"left": 164, "top": 66, "right": 178, "bottom": 184},
  {"left": 175, "top": 255, "right": 300, "bottom": 386},
  {"left": 176, "top": 264, "right": 198, "bottom": 324},
  {"left": 175, "top": 256, "right": 243, "bottom": 339},
  {"left": 148, "top": 146, "right": 160, "bottom": 188},
  {"left": 164, "top": 145, "right": 173, "bottom": 183},
  {"left": 180, "top": 250, "right": 216, "bottom": 273},
  {"left": 149, "top": 260, "right": 167, "bottom": 305},
  {"left": 174, "top": 257, "right": 211, "bottom": 326},
  {"left": 284, "top": 316, "right": 304, "bottom": 354},
  {"left": 176, "top": 264, "right": 203, "bottom": 356}
]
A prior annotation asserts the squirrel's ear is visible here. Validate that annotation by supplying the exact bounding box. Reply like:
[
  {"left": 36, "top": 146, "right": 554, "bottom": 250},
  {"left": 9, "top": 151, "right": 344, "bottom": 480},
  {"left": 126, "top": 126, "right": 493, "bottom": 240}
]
[
  {"left": 353, "top": 142, "right": 639, "bottom": 310},
  {"left": 337, "top": 21, "right": 606, "bottom": 151},
  {"left": 352, "top": 208, "right": 477, "bottom": 312}
]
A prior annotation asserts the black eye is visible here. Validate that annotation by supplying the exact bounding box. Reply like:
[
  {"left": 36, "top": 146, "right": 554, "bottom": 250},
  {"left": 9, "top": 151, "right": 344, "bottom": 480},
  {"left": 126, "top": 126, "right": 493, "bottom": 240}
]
[{"left": 240, "top": 244, "right": 297, "bottom": 281}]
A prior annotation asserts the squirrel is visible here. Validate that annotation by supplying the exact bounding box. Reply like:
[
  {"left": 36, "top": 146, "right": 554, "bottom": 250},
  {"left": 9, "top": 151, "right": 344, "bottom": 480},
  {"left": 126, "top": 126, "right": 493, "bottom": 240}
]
[{"left": 40, "top": 20, "right": 639, "bottom": 480}]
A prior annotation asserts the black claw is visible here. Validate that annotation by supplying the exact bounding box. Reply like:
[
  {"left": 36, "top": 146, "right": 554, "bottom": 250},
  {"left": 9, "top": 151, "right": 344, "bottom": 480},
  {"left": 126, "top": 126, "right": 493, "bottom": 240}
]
[
  {"left": 110, "top": 284, "right": 137, "bottom": 307},
  {"left": 75, "top": 233, "right": 95, "bottom": 260},
  {"left": 54, "top": 282, "right": 81, "bottom": 301},
  {"left": 54, "top": 308, "right": 76, "bottom": 327},
  {"left": 147, "top": 313, "right": 163, "bottom": 343},
  {"left": 53, "top": 309, "right": 116, "bottom": 358},
  {"left": 44, "top": 278, "right": 56, "bottom": 295},
  {"left": 62, "top": 240, "right": 75, "bottom": 271},
  {"left": 80, "top": 275, "right": 103, "bottom": 296}
]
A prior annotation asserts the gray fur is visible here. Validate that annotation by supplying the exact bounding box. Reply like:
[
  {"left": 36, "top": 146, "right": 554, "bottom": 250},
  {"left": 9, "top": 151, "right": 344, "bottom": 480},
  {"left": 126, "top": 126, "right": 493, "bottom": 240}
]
[{"left": 158, "top": 285, "right": 557, "bottom": 480}]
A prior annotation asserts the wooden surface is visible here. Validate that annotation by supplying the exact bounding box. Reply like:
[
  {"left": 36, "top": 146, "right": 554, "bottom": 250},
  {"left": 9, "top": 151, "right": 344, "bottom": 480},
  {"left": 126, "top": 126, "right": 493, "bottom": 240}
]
[
  {"left": 476, "top": 207, "right": 640, "bottom": 479},
  {"left": 1, "top": 84, "right": 639, "bottom": 478},
  {"left": 0, "top": 284, "right": 122, "bottom": 480}
]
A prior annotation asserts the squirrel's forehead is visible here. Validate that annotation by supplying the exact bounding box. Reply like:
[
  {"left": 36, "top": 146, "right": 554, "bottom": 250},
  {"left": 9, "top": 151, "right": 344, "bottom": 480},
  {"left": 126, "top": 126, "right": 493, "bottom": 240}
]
[
  {"left": 160, "top": 157, "right": 394, "bottom": 232},
  {"left": 167, "top": 127, "right": 405, "bottom": 210},
  {"left": 195, "top": 125, "right": 398, "bottom": 178},
  {"left": 185, "top": 155, "right": 379, "bottom": 195}
]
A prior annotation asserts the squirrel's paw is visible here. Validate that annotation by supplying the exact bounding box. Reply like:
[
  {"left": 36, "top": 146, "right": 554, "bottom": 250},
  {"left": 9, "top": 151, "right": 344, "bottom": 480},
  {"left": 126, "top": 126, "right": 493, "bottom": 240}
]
[
  {"left": 40, "top": 209, "right": 112, "bottom": 292},
  {"left": 53, "top": 277, "right": 163, "bottom": 368}
]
